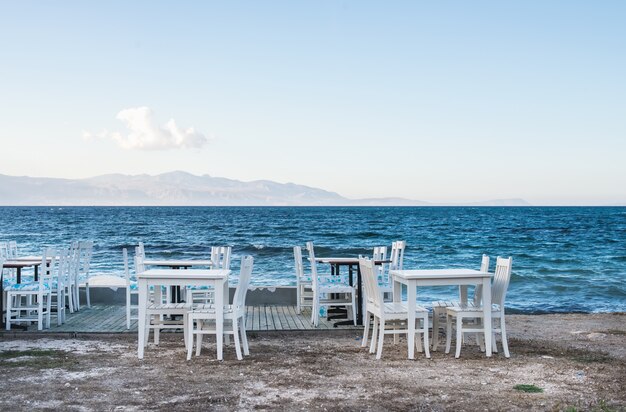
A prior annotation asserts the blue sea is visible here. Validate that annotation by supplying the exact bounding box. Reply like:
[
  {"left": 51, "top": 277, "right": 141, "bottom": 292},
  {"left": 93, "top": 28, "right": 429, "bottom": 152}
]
[{"left": 1, "top": 206, "right": 624, "bottom": 314}]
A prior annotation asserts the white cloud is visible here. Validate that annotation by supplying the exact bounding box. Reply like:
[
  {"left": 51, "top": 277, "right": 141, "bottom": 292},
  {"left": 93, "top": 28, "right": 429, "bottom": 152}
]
[{"left": 85, "top": 107, "right": 209, "bottom": 150}]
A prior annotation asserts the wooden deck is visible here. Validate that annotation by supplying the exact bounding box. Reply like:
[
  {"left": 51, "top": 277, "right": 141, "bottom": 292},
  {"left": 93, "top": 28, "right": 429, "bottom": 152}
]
[{"left": 1, "top": 304, "right": 361, "bottom": 334}]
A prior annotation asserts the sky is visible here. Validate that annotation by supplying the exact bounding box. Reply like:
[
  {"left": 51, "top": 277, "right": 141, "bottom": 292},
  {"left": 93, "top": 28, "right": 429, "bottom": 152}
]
[{"left": 0, "top": 1, "right": 625, "bottom": 205}]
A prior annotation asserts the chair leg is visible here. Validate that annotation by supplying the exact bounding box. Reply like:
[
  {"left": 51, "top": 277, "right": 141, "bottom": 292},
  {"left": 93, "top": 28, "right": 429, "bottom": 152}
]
[
  {"left": 492, "top": 332, "right": 499, "bottom": 353},
  {"left": 296, "top": 285, "right": 301, "bottom": 314},
  {"left": 455, "top": 315, "right": 462, "bottom": 358},
  {"left": 154, "top": 319, "right": 160, "bottom": 345},
  {"left": 5, "top": 293, "right": 12, "bottom": 331},
  {"left": 422, "top": 316, "right": 431, "bottom": 359},
  {"left": 445, "top": 314, "right": 452, "bottom": 354},
  {"left": 186, "top": 316, "right": 194, "bottom": 361},
  {"left": 361, "top": 312, "right": 371, "bottom": 348},
  {"left": 370, "top": 317, "right": 378, "bottom": 354},
  {"left": 376, "top": 319, "right": 386, "bottom": 360},
  {"left": 85, "top": 283, "right": 90, "bottom": 308},
  {"left": 233, "top": 319, "right": 243, "bottom": 360},
  {"left": 351, "top": 293, "right": 357, "bottom": 326},
  {"left": 239, "top": 317, "right": 249, "bottom": 356},
  {"left": 126, "top": 292, "right": 131, "bottom": 330},
  {"left": 432, "top": 308, "right": 440, "bottom": 351},
  {"left": 416, "top": 329, "right": 423, "bottom": 353},
  {"left": 46, "top": 293, "right": 52, "bottom": 329},
  {"left": 196, "top": 320, "right": 203, "bottom": 357},
  {"left": 38, "top": 299, "right": 44, "bottom": 331},
  {"left": 500, "top": 317, "right": 510, "bottom": 358}
]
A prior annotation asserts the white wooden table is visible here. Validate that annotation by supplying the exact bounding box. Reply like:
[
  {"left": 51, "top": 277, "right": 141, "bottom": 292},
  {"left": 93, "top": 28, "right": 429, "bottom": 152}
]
[
  {"left": 137, "top": 269, "right": 230, "bottom": 360},
  {"left": 389, "top": 269, "right": 493, "bottom": 359},
  {"left": 143, "top": 260, "right": 214, "bottom": 302}
]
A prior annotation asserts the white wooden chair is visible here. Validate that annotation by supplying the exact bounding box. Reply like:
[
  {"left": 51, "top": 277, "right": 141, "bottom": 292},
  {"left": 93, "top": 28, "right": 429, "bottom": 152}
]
[
  {"left": 185, "top": 246, "right": 232, "bottom": 305},
  {"left": 293, "top": 246, "right": 313, "bottom": 314},
  {"left": 359, "top": 257, "right": 430, "bottom": 359},
  {"left": 122, "top": 248, "right": 139, "bottom": 329},
  {"left": 5, "top": 249, "right": 54, "bottom": 330},
  {"left": 137, "top": 252, "right": 188, "bottom": 346},
  {"left": 306, "top": 241, "right": 357, "bottom": 327},
  {"left": 75, "top": 240, "right": 94, "bottom": 309},
  {"left": 432, "top": 254, "right": 490, "bottom": 351},
  {"left": 445, "top": 256, "right": 513, "bottom": 358},
  {"left": 186, "top": 256, "right": 253, "bottom": 360},
  {"left": 50, "top": 246, "right": 72, "bottom": 325}
]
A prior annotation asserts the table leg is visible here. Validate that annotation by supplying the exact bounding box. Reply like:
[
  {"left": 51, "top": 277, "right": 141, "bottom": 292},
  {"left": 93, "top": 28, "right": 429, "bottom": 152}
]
[
  {"left": 216, "top": 279, "right": 225, "bottom": 360},
  {"left": 138, "top": 280, "right": 147, "bottom": 359},
  {"left": 483, "top": 277, "right": 492, "bottom": 357},
  {"left": 407, "top": 281, "right": 416, "bottom": 359},
  {"left": 355, "top": 265, "right": 363, "bottom": 325}
]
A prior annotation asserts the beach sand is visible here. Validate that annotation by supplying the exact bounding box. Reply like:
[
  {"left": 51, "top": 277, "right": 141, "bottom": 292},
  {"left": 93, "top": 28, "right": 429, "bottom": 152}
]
[{"left": 0, "top": 313, "right": 624, "bottom": 411}]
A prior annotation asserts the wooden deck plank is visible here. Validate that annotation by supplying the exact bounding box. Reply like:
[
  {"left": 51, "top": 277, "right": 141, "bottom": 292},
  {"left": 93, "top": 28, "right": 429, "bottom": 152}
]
[
  {"left": 287, "top": 304, "right": 309, "bottom": 330},
  {"left": 259, "top": 305, "right": 269, "bottom": 331},
  {"left": 2, "top": 304, "right": 361, "bottom": 334},
  {"left": 278, "top": 305, "right": 295, "bottom": 330},
  {"left": 269, "top": 305, "right": 283, "bottom": 330}
]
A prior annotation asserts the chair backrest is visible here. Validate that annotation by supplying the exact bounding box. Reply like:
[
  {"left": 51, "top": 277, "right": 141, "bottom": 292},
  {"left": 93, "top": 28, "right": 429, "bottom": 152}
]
[
  {"left": 41, "top": 247, "right": 58, "bottom": 288},
  {"left": 78, "top": 241, "right": 94, "bottom": 278},
  {"left": 122, "top": 248, "right": 131, "bottom": 285},
  {"left": 305, "top": 241, "right": 319, "bottom": 290},
  {"left": 8, "top": 241, "right": 18, "bottom": 259},
  {"left": 491, "top": 256, "right": 512, "bottom": 307},
  {"left": 359, "top": 257, "right": 384, "bottom": 311},
  {"left": 211, "top": 246, "right": 232, "bottom": 269},
  {"left": 389, "top": 241, "right": 406, "bottom": 271},
  {"left": 0, "top": 242, "right": 7, "bottom": 260},
  {"left": 136, "top": 242, "right": 145, "bottom": 257},
  {"left": 472, "top": 254, "right": 490, "bottom": 305},
  {"left": 134, "top": 248, "right": 145, "bottom": 275},
  {"left": 372, "top": 246, "right": 388, "bottom": 283},
  {"left": 58, "top": 246, "right": 73, "bottom": 287},
  {"left": 232, "top": 256, "right": 254, "bottom": 310},
  {"left": 293, "top": 246, "right": 305, "bottom": 282}
]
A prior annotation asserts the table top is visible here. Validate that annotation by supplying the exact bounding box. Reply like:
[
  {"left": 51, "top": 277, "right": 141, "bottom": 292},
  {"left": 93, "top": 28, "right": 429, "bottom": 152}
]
[
  {"left": 3, "top": 260, "right": 42, "bottom": 268},
  {"left": 390, "top": 268, "right": 490, "bottom": 280},
  {"left": 143, "top": 259, "right": 213, "bottom": 267},
  {"left": 139, "top": 268, "right": 230, "bottom": 280},
  {"left": 315, "top": 257, "right": 391, "bottom": 265}
]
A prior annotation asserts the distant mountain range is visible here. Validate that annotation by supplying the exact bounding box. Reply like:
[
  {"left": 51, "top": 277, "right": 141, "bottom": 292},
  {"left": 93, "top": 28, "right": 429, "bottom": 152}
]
[{"left": 0, "top": 171, "right": 531, "bottom": 206}]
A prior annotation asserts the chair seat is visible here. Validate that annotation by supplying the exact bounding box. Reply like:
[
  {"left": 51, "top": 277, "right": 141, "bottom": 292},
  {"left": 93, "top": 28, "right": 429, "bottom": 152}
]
[
  {"left": 5, "top": 282, "right": 50, "bottom": 292},
  {"left": 319, "top": 296, "right": 354, "bottom": 305},
  {"left": 188, "top": 303, "right": 238, "bottom": 315},
  {"left": 382, "top": 302, "right": 429, "bottom": 315},
  {"left": 147, "top": 302, "right": 190, "bottom": 311},
  {"left": 319, "top": 285, "right": 354, "bottom": 294},
  {"left": 432, "top": 300, "right": 458, "bottom": 309},
  {"left": 187, "top": 285, "right": 215, "bottom": 291},
  {"left": 446, "top": 302, "right": 502, "bottom": 314}
]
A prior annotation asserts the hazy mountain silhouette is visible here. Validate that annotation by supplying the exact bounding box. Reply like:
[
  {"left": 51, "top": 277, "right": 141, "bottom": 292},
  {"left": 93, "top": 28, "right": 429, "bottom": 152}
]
[{"left": 0, "top": 171, "right": 530, "bottom": 206}]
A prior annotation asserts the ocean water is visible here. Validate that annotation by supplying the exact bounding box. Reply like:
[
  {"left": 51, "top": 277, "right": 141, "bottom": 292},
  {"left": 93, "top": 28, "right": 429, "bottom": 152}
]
[{"left": 1, "top": 206, "right": 624, "bottom": 314}]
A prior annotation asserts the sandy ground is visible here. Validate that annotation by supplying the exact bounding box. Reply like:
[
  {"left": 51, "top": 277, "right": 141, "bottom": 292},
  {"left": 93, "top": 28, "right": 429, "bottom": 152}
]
[{"left": 0, "top": 313, "right": 624, "bottom": 411}]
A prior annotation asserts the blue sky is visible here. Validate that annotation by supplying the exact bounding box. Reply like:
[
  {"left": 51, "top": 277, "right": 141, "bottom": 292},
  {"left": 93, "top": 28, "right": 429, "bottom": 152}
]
[{"left": 0, "top": 1, "right": 624, "bottom": 205}]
